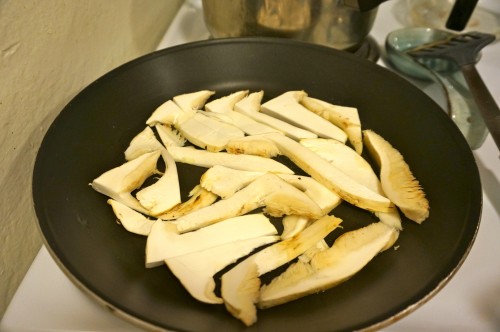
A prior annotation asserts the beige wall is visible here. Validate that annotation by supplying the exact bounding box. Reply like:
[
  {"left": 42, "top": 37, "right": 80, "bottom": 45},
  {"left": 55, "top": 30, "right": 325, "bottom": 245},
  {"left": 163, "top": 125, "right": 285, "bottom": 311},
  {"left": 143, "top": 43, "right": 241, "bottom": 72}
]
[{"left": 0, "top": 0, "right": 183, "bottom": 318}]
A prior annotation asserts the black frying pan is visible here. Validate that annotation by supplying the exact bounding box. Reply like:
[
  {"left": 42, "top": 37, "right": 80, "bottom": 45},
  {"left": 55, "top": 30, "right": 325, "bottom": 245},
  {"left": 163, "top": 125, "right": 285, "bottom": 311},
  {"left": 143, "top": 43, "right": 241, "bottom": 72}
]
[{"left": 33, "top": 38, "right": 482, "bottom": 332}]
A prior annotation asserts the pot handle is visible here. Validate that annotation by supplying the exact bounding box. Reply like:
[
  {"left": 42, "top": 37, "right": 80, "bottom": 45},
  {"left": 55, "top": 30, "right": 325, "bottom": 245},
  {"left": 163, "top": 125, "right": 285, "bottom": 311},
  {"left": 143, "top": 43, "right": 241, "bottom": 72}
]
[{"left": 344, "top": 0, "right": 388, "bottom": 12}]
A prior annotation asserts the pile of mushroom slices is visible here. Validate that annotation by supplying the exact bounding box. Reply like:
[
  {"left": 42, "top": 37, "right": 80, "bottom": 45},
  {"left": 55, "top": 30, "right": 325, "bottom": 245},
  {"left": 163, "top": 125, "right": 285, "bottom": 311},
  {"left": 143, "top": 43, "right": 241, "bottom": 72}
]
[{"left": 91, "top": 89, "right": 429, "bottom": 326}]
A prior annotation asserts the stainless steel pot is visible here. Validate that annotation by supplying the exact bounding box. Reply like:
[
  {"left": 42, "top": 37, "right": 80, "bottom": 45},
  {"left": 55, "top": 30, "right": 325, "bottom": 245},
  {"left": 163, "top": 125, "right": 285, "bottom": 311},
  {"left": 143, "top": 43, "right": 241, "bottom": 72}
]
[{"left": 202, "top": 0, "right": 387, "bottom": 51}]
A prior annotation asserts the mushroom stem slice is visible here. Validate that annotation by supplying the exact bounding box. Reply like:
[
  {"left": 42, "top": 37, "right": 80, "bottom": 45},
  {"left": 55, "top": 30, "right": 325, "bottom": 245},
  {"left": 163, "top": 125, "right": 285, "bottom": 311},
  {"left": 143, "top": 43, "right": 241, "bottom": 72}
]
[
  {"left": 204, "top": 90, "right": 249, "bottom": 113},
  {"left": 91, "top": 150, "right": 161, "bottom": 214},
  {"left": 263, "top": 133, "right": 392, "bottom": 212},
  {"left": 301, "top": 97, "right": 362, "bottom": 154},
  {"left": 107, "top": 199, "right": 155, "bottom": 236},
  {"left": 261, "top": 91, "right": 347, "bottom": 143},
  {"left": 124, "top": 126, "right": 164, "bottom": 161},
  {"left": 221, "top": 215, "right": 342, "bottom": 326},
  {"left": 146, "top": 213, "right": 278, "bottom": 268},
  {"left": 136, "top": 149, "right": 181, "bottom": 216},
  {"left": 258, "top": 222, "right": 399, "bottom": 309},
  {"left": 157, "top": 185, "right": 218, "bottom": 220},
  {"left": 165, "top": 235, "right": 279, "bottom": 304},
  {"left": 173, "top": 90, "right": 215, "bottom": 112},
  {"left": 175, "top": 173, "right": 323, "bottom": 233},
  {"left": 167, "top": 145, "right": 294, "bottom": 174}
]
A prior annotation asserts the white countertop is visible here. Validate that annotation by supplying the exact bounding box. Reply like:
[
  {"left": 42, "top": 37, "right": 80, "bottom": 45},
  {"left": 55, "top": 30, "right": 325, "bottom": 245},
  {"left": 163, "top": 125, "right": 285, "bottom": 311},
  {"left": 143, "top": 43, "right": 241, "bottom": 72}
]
[{"left": 2, "top": 1, "right": 499, "bottom": 331}]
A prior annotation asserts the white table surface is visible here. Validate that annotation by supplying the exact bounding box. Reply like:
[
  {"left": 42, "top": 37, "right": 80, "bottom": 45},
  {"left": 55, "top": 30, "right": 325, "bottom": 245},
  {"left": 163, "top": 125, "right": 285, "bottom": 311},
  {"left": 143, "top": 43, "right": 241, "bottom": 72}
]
[{"left": 2, "top": 1, "right": 499, "bottom": 331}]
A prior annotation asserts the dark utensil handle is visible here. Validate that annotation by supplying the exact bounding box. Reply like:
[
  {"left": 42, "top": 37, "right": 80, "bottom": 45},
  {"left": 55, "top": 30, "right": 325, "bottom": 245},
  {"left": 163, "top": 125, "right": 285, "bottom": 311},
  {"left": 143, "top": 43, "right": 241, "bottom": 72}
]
[
  {"left": 344, "top": 0, "right": 388, "bottom": 11},
  {"left": 461, "top": 63, "right": 500, "bottom": 150},
  {"left": 446, "top": 0, "right": 479, "bottom": 31}
]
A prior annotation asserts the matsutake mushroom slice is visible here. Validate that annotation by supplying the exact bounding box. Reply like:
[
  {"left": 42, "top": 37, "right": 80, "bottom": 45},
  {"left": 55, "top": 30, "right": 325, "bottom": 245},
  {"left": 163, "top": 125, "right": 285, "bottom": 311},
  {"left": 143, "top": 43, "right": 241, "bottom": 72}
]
[
  {"left": 157, "top": 185, "right": 218, "bottom": 220},
  {"left": 146, "top": 213, "right": 277, "bottom": 268},
  {"left": 262, "top": 133, "right": 392, "bottom": 213},
  {"left": 301, "top": 96, "right": 363, "bottom": 154},
  {"left": 176, "top": 112, "right": 245, "bottom": 152},
  {"left": 300, "top": 138, "right": 402, "bottom": 230},
  {"left": 107, "top": 199, "right": 155, "bottom": 236},
  {"left": 363, "top": 130, "right": 429, "bottom": 223},
  {"left": 167, "top": 145, "right": 294, "bottom": 174},
  {"left": 135, "top": 149, "right": 181, "bottom": 216},
  {"left": 261, "top": 91, "right": 347, "bottom": 143},
  {"left": 165, "top": 235, "right": 279, "bottom": 304},
  {"left": 220, "top": 215, "right": 342, "bottom": 326},
  {"left": 258, "top": 222, "right": 399, "bottom": 309},
  {"left": 204, "top": 90, "right": 249, "bottom": 113},
  {"left": 234, "top": 91, "right": 317, "bottom": 141},
  {"left": 173, "top": 90, "right": 215, "bottom": 112},
  {"left": 174, "top": 173, "right": 323, "bottom": 233},
  {"left": 124, "top": 126, "right": 164, "bottom": 161},
  {"left": 91, "top": 150, "right": 161, "bottom": 214}
]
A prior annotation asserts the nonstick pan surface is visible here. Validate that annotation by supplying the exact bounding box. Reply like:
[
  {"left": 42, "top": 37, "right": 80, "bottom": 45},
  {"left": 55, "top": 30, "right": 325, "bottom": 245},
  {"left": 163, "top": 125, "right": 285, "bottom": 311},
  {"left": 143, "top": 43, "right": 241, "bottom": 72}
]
[{"left": 33, "top": 38, "right": 482, "bottom": 331}]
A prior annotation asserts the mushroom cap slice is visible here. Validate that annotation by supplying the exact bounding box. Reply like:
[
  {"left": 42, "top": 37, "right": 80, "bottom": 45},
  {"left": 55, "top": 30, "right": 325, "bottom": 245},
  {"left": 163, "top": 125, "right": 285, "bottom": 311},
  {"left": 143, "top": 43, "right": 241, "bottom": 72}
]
[
  {"left": 363, "top": 130, "right": 429, "bottom": 223},
  {"left": 155, "top": 124, "right": 186, "bottom": 147}
]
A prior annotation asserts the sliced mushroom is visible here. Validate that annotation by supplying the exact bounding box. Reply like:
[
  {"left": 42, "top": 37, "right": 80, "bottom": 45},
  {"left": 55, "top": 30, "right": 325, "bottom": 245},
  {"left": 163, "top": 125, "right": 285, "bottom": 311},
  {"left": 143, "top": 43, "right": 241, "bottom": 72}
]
[
  {"left": 124, "top": 126, "right": 164, "bottom": 161},
  {"left": 221, "top": 215, "right": 342, "bottom": 326},
  {"left": 204, "top": 90, "right": 249, "bottom": 113},
  {"left": 173, "top": 90, "right": 215, "bottom": 112},
  {"left": 174, "top": 173, "right": 323, "bottom": 233},
  {"left": 301, "top": 97, "right": 363, "bottom": 154},
  {"left": 157, "top": 185, "right": 218, "bottom": 220},
  {"left": 261, "top": 91, "right": 347, "bottom": 143},
  {"left": 91, "top": 150, "right": 161, "bottom": 214},
  {"left": 262, "top": 133, "right": 392, "bottom": 213},
  {"left": 136, "top": 149, "right": 181, "bottom": 216},
  {"left": 363, "top": 130, "right": 429, "bottom": 223},
  {"left": 258, "top": 222, "right": 398, "bottom": 309},
  {"left": 167, "top": 145, "right": 294, "bottom": 174},
  {"left": 146, "top": 213, "right": 277, "bottom": 268},
  {"left": 165, "top": 235, "right": 279, "bottom": 304},
  {"left": 176, "top": 112, "right": 245, "bottom": 152},
  {"left": 107, "top": 199, "right": 155, "bottom": 236}
]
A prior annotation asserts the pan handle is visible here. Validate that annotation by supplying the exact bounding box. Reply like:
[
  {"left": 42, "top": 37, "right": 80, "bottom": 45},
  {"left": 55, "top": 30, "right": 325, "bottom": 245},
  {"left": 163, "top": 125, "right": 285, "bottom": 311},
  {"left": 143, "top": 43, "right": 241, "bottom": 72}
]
[{"left": 460, "top": 63, "right": 500, "bottom": 151}]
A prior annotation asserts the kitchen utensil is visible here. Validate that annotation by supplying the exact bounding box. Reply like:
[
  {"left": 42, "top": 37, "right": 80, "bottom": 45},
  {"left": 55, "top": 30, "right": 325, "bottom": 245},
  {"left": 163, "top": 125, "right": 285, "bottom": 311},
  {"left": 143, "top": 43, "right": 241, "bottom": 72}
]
[
  {"left": 407, "top": 31, "right": 500, "bottom": 150},
  {"left": 385, "top": 27, "right": 489, "bottom": 149},
  {"left": 394, "top": 0, "right": 500, "bottom": 38},
  {"left": 201, "top": 0, "right": 387, "bottom": 51},
  {"left": 446, "top": 0, "right": 479, "bottom": 31},
  {"left": 33, "top": 38, "right": 482, "bottom": 332}
]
